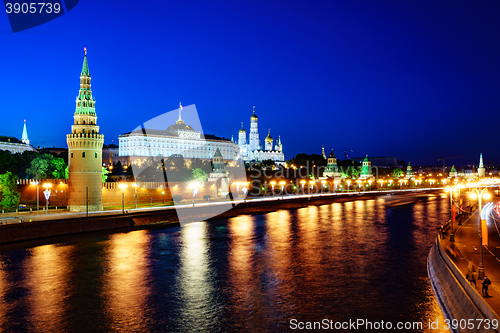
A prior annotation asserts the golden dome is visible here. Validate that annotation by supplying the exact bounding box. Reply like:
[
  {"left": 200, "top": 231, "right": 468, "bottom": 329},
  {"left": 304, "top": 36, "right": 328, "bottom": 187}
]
[
  {"left": 265, "top": 131, "right": 273, "bottom": 143},
  {"left": 250, "top": 110, "right": 258, "bottom": 120},
  {"left": 239, "top": 127, "right": 246, "bottom": 133}
]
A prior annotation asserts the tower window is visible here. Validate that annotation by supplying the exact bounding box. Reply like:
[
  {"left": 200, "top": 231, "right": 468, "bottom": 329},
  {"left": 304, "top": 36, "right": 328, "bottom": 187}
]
[
  {"left": 95, "top": 152, "right": 97, "bottom": 158},
  {"left": 71, "top": 152, "right": 73, "bottom": 158},
  {"left": 82, "top": 152, "right": 86, "bottom": 158},
  {"left": 83, "top": 120, "right": 86, "bottom": 124}
]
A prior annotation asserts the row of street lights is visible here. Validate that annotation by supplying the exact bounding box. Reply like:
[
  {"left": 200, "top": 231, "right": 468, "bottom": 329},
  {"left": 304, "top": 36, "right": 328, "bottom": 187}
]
[{"left": 446, "top": 182, "right": 493, "bottom": 280}]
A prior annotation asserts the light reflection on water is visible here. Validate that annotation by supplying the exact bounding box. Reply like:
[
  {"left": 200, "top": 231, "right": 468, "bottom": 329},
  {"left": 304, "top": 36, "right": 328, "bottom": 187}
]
[
  {"left": 104, "top": 231, "right": 151, "bottom": 332},
  {"left": 0, "top": 195, "right": 449, "bottom": 332}
]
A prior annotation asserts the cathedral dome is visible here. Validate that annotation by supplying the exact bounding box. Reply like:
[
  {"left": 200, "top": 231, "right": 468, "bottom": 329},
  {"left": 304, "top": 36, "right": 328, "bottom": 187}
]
[
  {"left": 239, "top": 127, "right": 246, "bottom": 133},
  {"left": 250, "top": 110, "right": 258, "bottom": 120},
  {"left": 167, "top": 123, "right": 195, "bottom": 132},
  {"left": 265, "top": 132, "right": 273, "bottom": 143}
]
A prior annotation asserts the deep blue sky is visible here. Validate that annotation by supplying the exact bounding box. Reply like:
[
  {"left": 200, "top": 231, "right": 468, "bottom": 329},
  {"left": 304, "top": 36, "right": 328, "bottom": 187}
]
[{"left": 2, "top": 0, "right": 500, "bottom": 166}]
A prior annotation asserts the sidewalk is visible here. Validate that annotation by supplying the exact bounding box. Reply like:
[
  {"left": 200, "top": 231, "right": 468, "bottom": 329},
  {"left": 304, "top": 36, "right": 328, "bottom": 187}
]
[{"left": 443, "top": 206, "right": 500, "bottom": 314}]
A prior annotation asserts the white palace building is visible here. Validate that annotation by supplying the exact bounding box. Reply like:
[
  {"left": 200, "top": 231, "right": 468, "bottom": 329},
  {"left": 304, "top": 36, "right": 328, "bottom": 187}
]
[
  {"left": 117, "top": 105, "right": 284, "bottom": 164},
  {"left": 118, "top": 106, "right": 238, "bottom": 161},
  {"left": 0, "top": 120, "right": 35, "bottom": 154}
]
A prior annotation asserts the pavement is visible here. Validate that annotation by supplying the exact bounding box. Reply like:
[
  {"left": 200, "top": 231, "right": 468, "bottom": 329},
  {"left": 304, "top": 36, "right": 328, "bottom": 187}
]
[{"left": 444, "top": 199, "right": 500, "bottom": 313}]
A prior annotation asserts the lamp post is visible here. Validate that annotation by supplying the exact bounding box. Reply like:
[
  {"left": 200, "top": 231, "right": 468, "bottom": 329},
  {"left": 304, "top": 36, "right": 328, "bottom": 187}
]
[
  {"left": 33, "top": 181, "right": 40, "bottom": 215},
  {"left": 279, "top": 180, "right": 286, "bottom": 199},
  {"left": 43, "top": 183, "right": 52, "bottom": 215},
  {"left": 118, "top": 183, "right": 128, "bottom": 214},
  {"left": 470, "top": 187, "right": 491, "bottom": 279},
  {"left": 132, "top": 183, "right": 138, "bottom": 209},
  {"left": 190, "top": 181, "right": 200, "bottom": 206},
  {"left": 270, "top": 181, "right": 276, "bottom": 195},
  {"left": 300, "top": 180, "right": 306, "bottom": 194},
  {"left": 346, "top": 180, "right": 351, "bottom": 192}
]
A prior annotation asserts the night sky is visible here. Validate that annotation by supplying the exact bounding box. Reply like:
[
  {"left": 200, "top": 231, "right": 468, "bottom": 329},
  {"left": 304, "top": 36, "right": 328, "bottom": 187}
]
[{"left": 2, "top": 0, "right": 500, "bottom": 166}]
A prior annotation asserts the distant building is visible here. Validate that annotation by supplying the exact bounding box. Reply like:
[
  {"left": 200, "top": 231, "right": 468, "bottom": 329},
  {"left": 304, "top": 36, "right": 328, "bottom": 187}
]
[
  {"left": 39, "top": 147, "right": 67, "bottom": 155},
  {"left": 322, "top": 150, "right": 341, "bottom": 179},
  {"left": 237, "top": 107, "right": 284, "bottom": 163},
  {"left": 448, "top": 165, "right": 458, "bottom": 178},
  {"left": 208, "top": 147, "right": 230, "bottom": 196},
  {"left": 478, "top": 153, "right": 485, "bottom": 178},
  {"left": 0, "top": 120, "right": 35, "bottom": 154},
  {"left": 359, "top": 155, "right": 375, "bottom": 180},
  {"left": 405, "top": 162, "right": 415, "bottom": 180}
]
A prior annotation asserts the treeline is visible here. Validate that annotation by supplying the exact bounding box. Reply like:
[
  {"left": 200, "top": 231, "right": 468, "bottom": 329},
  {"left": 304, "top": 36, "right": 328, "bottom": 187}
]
[{"left": 0, "top": 150, "right": 67, "bottom": 180}]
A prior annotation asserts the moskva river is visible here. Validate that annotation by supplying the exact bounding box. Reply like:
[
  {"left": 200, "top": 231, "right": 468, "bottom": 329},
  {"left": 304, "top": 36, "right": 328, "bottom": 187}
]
[{"left": 0, "top": 194, "right": 450, "bottom": 332}]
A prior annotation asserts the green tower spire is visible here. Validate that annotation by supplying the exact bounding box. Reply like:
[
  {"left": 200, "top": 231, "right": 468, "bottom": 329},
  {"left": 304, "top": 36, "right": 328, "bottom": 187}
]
[
  {"left": 81, "top": 47, "right": 89, "bottom": 75},
  {"left": 479, "top": 153, "right": 484, "bottom": 168},
  {"left": 75, "top": 47, "right": 96, "bottom": 116}
]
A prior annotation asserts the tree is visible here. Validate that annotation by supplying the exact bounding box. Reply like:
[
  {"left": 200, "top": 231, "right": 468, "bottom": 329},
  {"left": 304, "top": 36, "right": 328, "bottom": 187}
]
[
  {"left": 112, "top": 161, "right": 124, "bottom": 175},
  {"left": 102, "top": 167, "right": 110, "bottom": 182},
  {"left": 393, "top": 168, "right": 404, "bottom": 179},
  {"left": 0, "top": 172, "right": 20, "bottom": 210},
  {"left": 50, "top": 157, "right": 67, "bottom": 179},
  {"left": 27, "top": 154, "right": 50, "bottom": 179},
  {"left": 0, "top": 150, "right": 17, "bottom": 175},
  {"left": 192, "top": 168, "right": 207, "bottom": 182},
  {"left": 27, "top": 154, "right": 67, "bottom": 179},
  {"left": 14, "top": 150, "right": 38, "bottom": 179}
]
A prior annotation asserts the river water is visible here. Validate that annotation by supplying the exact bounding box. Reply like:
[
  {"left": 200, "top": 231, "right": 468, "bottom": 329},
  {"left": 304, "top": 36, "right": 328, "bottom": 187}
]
[{"left": 0, "top": 194, "right": 450, "bottom": 332}]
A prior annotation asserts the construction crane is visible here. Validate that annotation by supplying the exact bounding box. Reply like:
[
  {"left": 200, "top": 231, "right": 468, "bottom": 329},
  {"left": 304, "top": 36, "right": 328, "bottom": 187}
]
[
  {"left": 332, "top": 149, "right": 353, "bottom": 160},
  {"left": 437, "top": 156, "right": 465, "bottom": 173}
]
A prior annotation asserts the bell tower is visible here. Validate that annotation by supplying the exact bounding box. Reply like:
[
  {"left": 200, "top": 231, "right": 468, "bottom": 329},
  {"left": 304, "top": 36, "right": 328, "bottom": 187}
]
[{"left": 66, "top": 47, "right": 104, "bottom": 212}]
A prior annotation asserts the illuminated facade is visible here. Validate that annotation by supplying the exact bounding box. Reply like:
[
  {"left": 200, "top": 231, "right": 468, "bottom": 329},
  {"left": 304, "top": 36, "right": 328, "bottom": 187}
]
[
  {"left": 405, "top": 162, "right": 414, "bottom": 180},
  {"left": 448, "top": 165, "right": 458, "bottom": 178},
  {"left": 118, "top": 107, "right": 238, "bottom": 162},
  {"left": 359, "top": 155, "right": 375, "bottom": 180},
  {"left": 478, "top": 153, "right": 485, "bottom": 177},
  {"left": 66, "top": 48, "right": 104, "bottom": 212},
  {"left": 237, "top": 107, "right": 284, "bottom": 162},
  {"left": 0, "top": 121, "right": 35, "bottom": 154},
  {"left": 323, "top": 150, "right": 341, "bottom": 179}
]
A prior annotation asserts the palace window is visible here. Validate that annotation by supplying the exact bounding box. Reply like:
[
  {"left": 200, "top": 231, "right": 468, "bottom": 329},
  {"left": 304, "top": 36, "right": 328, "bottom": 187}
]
[
  {"left": 95, "top": 152, "right": 97, "bottom": 158},
  {"left": 82, "top": 152, "right": 86, "bottom": 158}
]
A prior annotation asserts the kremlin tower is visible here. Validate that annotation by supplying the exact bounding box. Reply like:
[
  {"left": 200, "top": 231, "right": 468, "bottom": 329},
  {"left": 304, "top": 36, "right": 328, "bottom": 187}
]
[
  {"left": 66, "top": 48, "right": 104, "bottom": 212},
  {"left": 478, "top": 153, "right": 486, "bottom": 178}
]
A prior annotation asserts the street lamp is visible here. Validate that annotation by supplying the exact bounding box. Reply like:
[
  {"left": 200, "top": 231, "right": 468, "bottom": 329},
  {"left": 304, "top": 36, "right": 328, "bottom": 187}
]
[
  {"left": 300, "top": 180, "right": 306, "bottom": 193},
  {"left": 190, "top": 181, "right": 200, "bottom": 206},
  {"left": 470, "top": 186, "right": 491, "bottom": 279},
  {"left": 279, "top": 180, "right": 286, "bottom": 198},
  {"left": 346, "top": 180, "right": 351, "bottom": 192},
  {"left": 118, "top": 183, "right": 128, "bottom": 214},
  {"left": 132, "top": 183, "right": 138, "bottom": 209},
  {"left": 270, "top": 181, "right": 276, "bottom": 195},
  {"left": 445, "top": 185, "right": 459, "bottom": 242},
  {"left": 32, "top": 181, "right": 40, "bottom": 214},
  {"left": 43, "top": 183, "right": 52, "bottom": 215}
]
